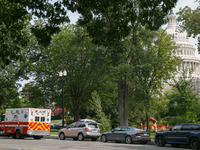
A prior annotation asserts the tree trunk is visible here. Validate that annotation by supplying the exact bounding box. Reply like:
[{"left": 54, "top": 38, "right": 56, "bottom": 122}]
[
  {"left": 118, "top": 79, "right": 129, "bottom": 126},
  {"left": 74, "top": 106, "right": 80, "bottom": 121},
  {"left": 146, "top": 113, "right": 150, "bottom": 131},
  {"left": 73, "top": 99, "right": 80, "bottom": 121}
]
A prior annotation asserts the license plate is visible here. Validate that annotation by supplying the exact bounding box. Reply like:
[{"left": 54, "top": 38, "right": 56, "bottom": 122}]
[{"left": 92, "top": 129, "right": 97, "bottom": 132}]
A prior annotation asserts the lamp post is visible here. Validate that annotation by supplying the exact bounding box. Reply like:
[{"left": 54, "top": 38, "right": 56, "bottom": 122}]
[
  {"left": 67, "top": 111, "right": 70, "bottom": 124},
  {"left": 59, "top": 70, "right": 67, "bottom": 128}
]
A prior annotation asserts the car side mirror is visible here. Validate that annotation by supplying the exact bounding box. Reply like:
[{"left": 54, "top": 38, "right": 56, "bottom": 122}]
[
  {"left": 169, "top": 128, "right": 172, "bottom": 131},
  {"left": 111, "top": 129, "right": 114, "bottom": 132}
]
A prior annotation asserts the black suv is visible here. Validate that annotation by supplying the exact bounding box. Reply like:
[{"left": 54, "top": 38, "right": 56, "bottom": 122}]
[{"left": 155, "top": 123, "right": 200, "bottom": 149}]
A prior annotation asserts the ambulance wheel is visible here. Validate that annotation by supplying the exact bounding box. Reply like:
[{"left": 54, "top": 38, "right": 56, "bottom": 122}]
[
  {"left": 12, "top": 135, "right": 16, "bottom": 139},
  {"left": 34, "top": 136, "right": 41, "bottom": 140},
  {"left": 15, "top": 130, "right": 21, "bottom": 139}
]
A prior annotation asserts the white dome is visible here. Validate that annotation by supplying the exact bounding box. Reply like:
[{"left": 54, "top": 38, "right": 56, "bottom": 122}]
[{"left": 166, "top": 11, "right": 191, "bottom": 45}]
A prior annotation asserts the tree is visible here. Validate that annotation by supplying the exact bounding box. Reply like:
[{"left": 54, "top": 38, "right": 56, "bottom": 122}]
[
  {"left": 32, "top": 24, "right": 109, "bottom": 121},
  {"left": 164, "top": 70, "right": 200, "bottom": 123},
  {"left": 63, "top": 0, "right": 178, "bottom": 126},
  {"left": 21, "top": 83, "right": 48, "bottom": 108},
  {"left": 89, "top": 91, "right": 110, "bottom": 132},
  {"left": 176, "top": 2, "right": 200, "bottom": 53},
  {"left": 0, "top": 0, "right": 69, "bottom": 67},
  {"left": 0, "top": 64, "right": 24, "bottom": 112},
  {"left": 129, "top": 29, "right": 182, "bottom": 130}
]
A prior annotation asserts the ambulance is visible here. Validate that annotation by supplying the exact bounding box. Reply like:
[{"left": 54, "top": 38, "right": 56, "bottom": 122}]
[{"left": 0, "top": 108, "right": 51, "bottom": 139}]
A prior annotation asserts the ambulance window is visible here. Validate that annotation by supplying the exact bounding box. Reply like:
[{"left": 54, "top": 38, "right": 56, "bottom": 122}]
[
  {"left": 1, "top": 115, "right": 5, "bottom": 122},
  {"left": 41, "top": 117, "right": 45, "bottom": 122},
  {"left": 35, "top": 116, "right": 40, "bottom": 122}
]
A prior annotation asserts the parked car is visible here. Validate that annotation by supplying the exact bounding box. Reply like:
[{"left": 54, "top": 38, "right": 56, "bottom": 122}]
[
  {"left": 155, "top": 123, "right": 200, "bottom": 149},
  {"left": 53, "top": 122, "right": 68, "bottom": 129},
  {"left": 78, "top": 119, "right": 97, "bottom": 123},
  {"left": 101, "top": 126, "right": 151, "bottom": 144},
  {"left": 50, "top": 124, "right": 54, "bottom": 129},
  {"left": 58, "top": 122, "right": 101, "bottom": 141},
  {"left": 78, "top": 119, "right": 102, "bottom": 125}
]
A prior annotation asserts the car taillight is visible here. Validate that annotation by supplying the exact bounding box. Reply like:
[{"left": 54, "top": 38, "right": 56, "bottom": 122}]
[
  {"left": 136, "top": 132, "right": 143, "bottom": 136},
  {"left": 85, "top": 128, "right": 89, "bottom": 132}
]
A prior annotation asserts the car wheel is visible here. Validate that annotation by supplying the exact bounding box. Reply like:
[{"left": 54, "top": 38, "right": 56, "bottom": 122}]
[
  {"left": 190, "top": 138, "right": 200, "bottom": 149},
  {"left": 91, "top": 138, "right": 97, "bottom": 141},
  {"left": 73, "top": 138, "right": 78, "bottom": 140},
  {"left": 101, "top": 135, "right": 107, "bottom": 143},
  {"left": 15, "top": 130, "right": 21, "bottom": 139},
  {"left": 78, "top": 133, "right": 84, "bottom": 141},
  {"left": 171, "top": 144, "right": 179, "bottom": 147},
  {"left": 125, "top": 136, "right": 132, "bottom": 144},
  {"left": 156, "top": 136, "right": 166, "bottom": 147},
  {"left": 59, "top": 132, "right": 65, "bottom": 140},
  {"left": 140, "top": 142, "right": 147, "bottom": 144}
]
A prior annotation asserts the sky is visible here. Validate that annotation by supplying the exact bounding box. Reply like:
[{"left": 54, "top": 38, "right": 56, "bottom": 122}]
[{"left": 18, "top": 0, "right": 200, "bottom": 90}]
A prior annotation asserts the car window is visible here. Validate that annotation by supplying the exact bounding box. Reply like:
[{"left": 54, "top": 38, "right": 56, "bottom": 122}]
[
  {"left": 132, "top": 127, "right": 144, "bottom": 131},
  {"left": 114, "top": 127, "right": 121, "bottom": 131},
  {"left": 181, "top": 125, "right": 192, "bottom": 130},
  {"left": 80, "top": 124, "right": 86, "bottom": 127},
  {"left": 172, "top": 125, "right": 182, "bottom": 131},
  {"left": 192, "top": 125, "right": 200, "bottom": 130},
  {"left": 121, "top": 127, "right": 130, "bottom": 131},
  {"left": 88, "top": 124, "right": 98, "bottom": 128},
  {"left": 75, "top": 123, "right": 82, "bottom": 127},
  {"left": 68, "top": 123, "right": 76, "bottom": 128}
]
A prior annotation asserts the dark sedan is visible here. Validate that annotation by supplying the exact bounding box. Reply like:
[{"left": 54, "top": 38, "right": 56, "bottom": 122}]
[
  {"left": 101, "top": 126, "right": 151, "bottom": 144},
  {"left": 155, "top": 123, "right": 200, "bottom": 149},
  {"left": 53, "top": 122, "right": 68, "bottom": 129}
]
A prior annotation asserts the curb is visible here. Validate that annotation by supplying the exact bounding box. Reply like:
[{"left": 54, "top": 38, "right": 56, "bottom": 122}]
[{"left": 44, "top": 135, "right": 59, "bottom": 139}]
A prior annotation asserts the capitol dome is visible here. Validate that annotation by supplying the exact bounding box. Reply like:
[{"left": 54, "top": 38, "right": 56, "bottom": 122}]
[
  {"left": 164, "top": 10, "right": 200, "bottom": 96},
  {"left": 166, "top": 10, "right": 200, "bottom": 77}
]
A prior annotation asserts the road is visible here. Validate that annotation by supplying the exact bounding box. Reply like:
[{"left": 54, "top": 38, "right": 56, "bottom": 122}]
[{"left": 0, "top": 137, "right": 192, "bottom": 150}]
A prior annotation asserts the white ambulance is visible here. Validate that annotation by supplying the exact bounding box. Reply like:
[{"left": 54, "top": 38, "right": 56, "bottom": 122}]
[{"left": 0, "top": 108, "right": 51, "bottom": 139}]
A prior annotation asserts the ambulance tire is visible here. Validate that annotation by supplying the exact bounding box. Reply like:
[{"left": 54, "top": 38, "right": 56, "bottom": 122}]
[
  {"left": 12, "top": 135, "right": 16, "bottom": 139},
  {"left": 34, "top": 136, "right": 41, "bottom": 140},
  {"left": 15, "top": 130, "right": 22, "bottom": 139}
]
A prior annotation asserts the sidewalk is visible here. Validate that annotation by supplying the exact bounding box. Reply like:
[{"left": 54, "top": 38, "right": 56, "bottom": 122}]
[{"left": 43, "top": 135, "right": 156, "bottom": 145}]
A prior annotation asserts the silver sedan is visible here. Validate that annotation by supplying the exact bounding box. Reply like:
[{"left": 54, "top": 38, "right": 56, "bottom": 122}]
[{"left": 101, "top": 126, "right": 151, "bottom": 144}]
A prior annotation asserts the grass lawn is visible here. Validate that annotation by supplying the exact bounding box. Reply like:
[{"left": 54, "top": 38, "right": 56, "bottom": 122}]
[
  {"left": 150, "top": 132, "right": 155, "bottom": 139},
  {"left": 50, "top": 130, "right": 59, "bottom": 135},
  {"left": 51, "top": 119, "right": 62, "bottom": 124}
]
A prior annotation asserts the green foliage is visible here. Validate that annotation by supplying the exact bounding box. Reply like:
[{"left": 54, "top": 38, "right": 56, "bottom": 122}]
[
  {"left": 89, "top": 91, "right": 111, "bottom": 133},
  {"left": 176, "top": 3, "right": 200, "bottom": 53},
  {"left": 31, "top": 24, "right": 109, "bottom": 121},
  {"left": 158, "top": 116, "right": 184, "bottom": 126},
  {"left": 164, "top": 70, "right": 200, "bottom": 123},
  {"left": 0, "top": 0, "right": 69, "bottom": 67},
  {"left": 63, "top": 0, "right": 177, "bottom": 45},
  {"left": 129, "top": 29, "right": 182, "bottom": 126},
  {"left": 21, "top": 83, "right": 47, "bottom": 108}
]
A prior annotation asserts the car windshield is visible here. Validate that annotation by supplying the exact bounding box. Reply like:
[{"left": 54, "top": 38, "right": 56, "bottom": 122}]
[{"left": 88, "top": 124, "right": 98, "bottom": 128}]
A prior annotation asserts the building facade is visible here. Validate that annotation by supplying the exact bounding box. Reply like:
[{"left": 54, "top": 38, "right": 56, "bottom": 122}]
[{"left": 164, "top": 10, "right": 200, "bottom": 96}]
